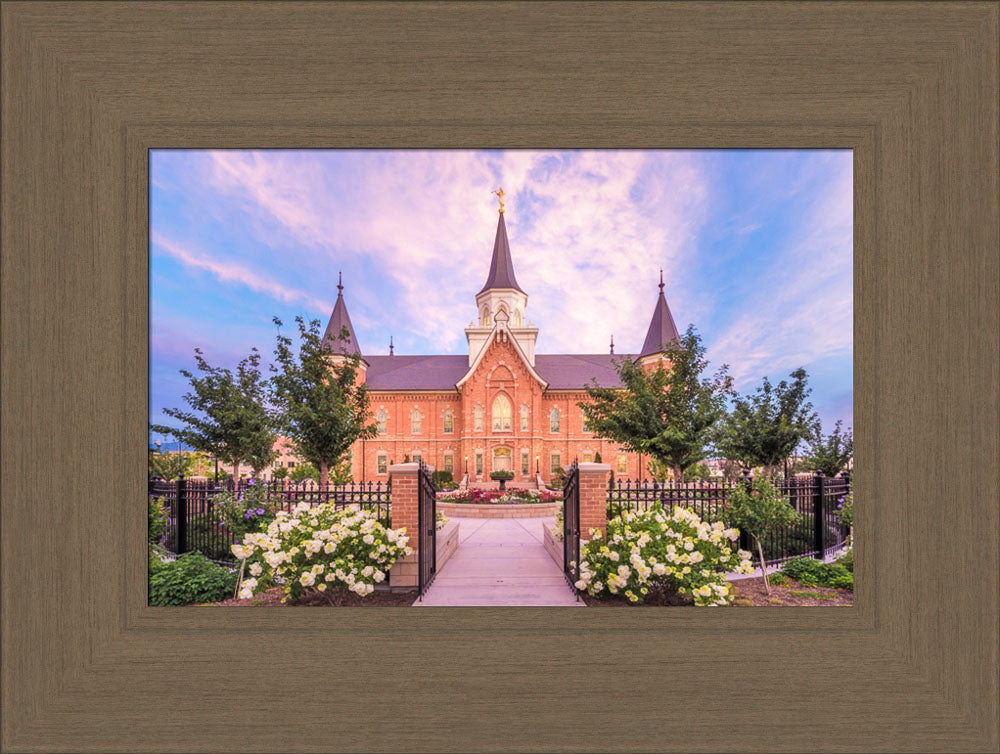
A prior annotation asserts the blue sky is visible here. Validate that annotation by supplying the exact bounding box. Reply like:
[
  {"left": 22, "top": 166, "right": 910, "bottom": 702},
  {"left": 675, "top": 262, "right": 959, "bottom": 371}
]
[{"left": 150, "top": 149, "right": 853, "bottom": 443}]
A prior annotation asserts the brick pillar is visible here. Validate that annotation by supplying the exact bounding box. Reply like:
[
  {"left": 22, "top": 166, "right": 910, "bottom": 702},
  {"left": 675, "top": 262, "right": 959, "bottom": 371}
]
[
  {"left": 388, "top": 463, "right": 420, "bottom": 588},
  {"left": 578, "top": 462, "right": 610, "bottom": 538}
]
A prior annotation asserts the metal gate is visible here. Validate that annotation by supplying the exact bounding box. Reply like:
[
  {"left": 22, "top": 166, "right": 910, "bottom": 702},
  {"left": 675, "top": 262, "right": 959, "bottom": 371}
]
[
  {"left": 417, "top": 461, "right": 437, "bottom": 598},
  {"left": 562, "top": 462, "right": 580, "bottom": 595}
]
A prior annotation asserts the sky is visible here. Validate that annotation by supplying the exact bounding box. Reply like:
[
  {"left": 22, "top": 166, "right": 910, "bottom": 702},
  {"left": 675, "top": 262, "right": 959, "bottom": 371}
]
[{"left": 150, "top": 149, "right": 853, "bottom": 444}]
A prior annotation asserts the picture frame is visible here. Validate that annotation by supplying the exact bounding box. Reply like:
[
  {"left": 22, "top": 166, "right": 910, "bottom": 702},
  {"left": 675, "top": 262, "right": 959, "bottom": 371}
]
[{"left": 3, "top": 3, "right": 996, "bottom": 751}]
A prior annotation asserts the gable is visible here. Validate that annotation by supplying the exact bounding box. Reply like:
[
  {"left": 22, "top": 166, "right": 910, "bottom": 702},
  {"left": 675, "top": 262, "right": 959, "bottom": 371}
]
[{"left": 456, "top": 325, "right": 548, "bottom": 391}]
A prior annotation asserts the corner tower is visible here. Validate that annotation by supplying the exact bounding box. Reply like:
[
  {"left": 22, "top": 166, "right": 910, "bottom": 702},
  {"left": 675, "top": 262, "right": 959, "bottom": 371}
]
[
  {"left": 465, "top": 190, "right": 539, "bottom": 365},
  {"left": 322, "top": 272, "right": 367, "bottom": 376},
  {"left": 638, "top": 270, "right": 681, "bottom": 369}
]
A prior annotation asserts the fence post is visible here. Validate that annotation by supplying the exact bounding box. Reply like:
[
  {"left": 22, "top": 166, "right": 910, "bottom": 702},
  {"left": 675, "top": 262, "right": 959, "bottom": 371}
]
[
  {"left": 813, "top": 470, "right": 825, "bottom": 559},
  {"left": 578, "top": 462, "right": 611, "bottom": 537},
  {"left": 176, "top": 473, "right": 188, "bottom": 555},
  {"left": 387, "top": 463, "right": 420, "bottom": 588}
]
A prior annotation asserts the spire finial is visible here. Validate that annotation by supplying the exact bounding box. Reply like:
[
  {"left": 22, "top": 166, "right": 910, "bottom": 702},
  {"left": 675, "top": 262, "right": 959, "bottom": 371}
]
[
  {"left": 337, "top": 271, "right": 343, "bottom": 295},
  {"left": 492, "top": 187, "right": 505, "bottom": 214},
  {"left": 389, "top": 335, "right": 394, "bottom": 356},
  {"left": 658, "top": 269, "right": 664, "bottom": 294},
  {"left": 610, "top": 334, "right": 615, "bottom": 355}
]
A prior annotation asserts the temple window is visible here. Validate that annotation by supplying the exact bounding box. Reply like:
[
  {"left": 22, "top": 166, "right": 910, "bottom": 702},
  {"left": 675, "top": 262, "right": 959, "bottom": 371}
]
[
  {"left": 492, "top": 394, "right": 512, "bottom": 431},
  {"left": 376, "top": 409, "right": 387, "bottom": 435},
  {"left": 550, "top": 408, "right": 561, "bottom": 433}
]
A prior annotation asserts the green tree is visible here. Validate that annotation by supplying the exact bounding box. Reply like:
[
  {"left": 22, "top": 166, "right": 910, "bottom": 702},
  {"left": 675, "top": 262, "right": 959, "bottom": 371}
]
[
  {"left": 289, "top": 462, "right": 320, "bottom": 483},
  {"left": 148, "top": 449, "right": 196, "bottom": 481},
  {"left": 580, "top": 327, "right": 733, "bottom": 482},
  {"left": 271, "top": 465, "right": 288, "bottom": 480},
  {"left": 805, "top": 420, "right": 853, "bottom": 478},
  {"left": 683, "top": 462, "right": 711, "bottom": 482},
  {"left": 152, "top": 348, "right": 278, "bottom": 480},
  {"left": 270, "top": 317, "right": 377, "bottom": 486},
  {"left": 716, "top": 368, "right": 818, "bottom": 478},
  {"left": 728, "top": 476, "right": 800, "bottom": 593}
]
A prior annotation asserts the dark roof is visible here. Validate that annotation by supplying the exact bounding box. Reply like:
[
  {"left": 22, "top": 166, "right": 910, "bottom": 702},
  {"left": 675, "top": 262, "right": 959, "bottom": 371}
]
[
  {"left": 365, "top": 355, "right": 469, "bottom": 390},
  {"left": 639, "top": 284, "right": 681, "bottom": 357},
  {"left": 535, "top": 354, "right": 629, "bottom": 389},
  {"left": 322, "top": 275, "right": 360, "bottom": 355},
  {"left": 477, "top": 212, "right": 525, "bottom": 295},
  {"left": 364, "top": 353, "right": 630, "bottom": 390}
]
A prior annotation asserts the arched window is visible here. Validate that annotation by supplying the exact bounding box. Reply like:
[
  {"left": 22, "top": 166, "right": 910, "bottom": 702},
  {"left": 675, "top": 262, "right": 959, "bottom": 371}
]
[
  {"left": 410, "top": 409, "right": 422, "bottom": 435},
  {"left": 513, "top": 309, "right": 522, "bottom": 327},
  {"left": 474, "top": 405, "right": 484, "bottom": 432},
  {"left": 481, "top": 307, "right": 491, "bottom": 327},
  {"left": 519, "top": 404, "right": 529, "bottom": 432},
  {"left": 550, "top": 408, "right": 561, "bottom": 433},
  {"left": 442, "top": 409, "right": 454, "bottom": 434},
  {"left": 492, "top": 394, "right": 512, "bottom": 431},
  {"left": 581, "top": 413, "right": 591, "bottom": 433},
  {"left": 376, "top": 409, "right": 387, "bottom": 435}
]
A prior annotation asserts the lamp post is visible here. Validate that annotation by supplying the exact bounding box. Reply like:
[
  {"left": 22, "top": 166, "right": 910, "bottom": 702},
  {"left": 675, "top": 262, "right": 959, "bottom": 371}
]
[
  {"left": 535, "top": 455, "right": 539, "bottom": 475},
  {"left": 465, "top": 456, "right": 469, "bottom": 475}
]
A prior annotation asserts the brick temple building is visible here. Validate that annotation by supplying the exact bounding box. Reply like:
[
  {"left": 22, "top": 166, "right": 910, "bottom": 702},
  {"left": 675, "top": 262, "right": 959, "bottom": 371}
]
[{"left": 322, "top": 203, "right": 683, "bottom": 487}]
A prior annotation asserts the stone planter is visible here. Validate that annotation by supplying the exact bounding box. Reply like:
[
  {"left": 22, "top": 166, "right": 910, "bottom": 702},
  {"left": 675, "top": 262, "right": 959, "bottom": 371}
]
[
  {"left": 489, "top": 472, "right": 514, "bottom": 491},
  {"left": 436, "top": 500, "right": 559, "bottom": 519}
]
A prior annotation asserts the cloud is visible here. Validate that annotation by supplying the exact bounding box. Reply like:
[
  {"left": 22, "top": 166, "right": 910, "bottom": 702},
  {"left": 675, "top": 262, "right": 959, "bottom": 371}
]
[
  {"left": 706, "top": 155, "right": 853, "bottom": 388},
  {"left": 151, "top": 232, "right": 331, "bottom": 315},
  {"left": 202, "top": 150, "right": 712, "bottom": 354}
]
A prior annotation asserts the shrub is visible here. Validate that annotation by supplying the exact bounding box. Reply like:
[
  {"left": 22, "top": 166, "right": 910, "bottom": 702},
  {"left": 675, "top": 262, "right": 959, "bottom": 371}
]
[
  {"left": 271, "top": 466, "right": 289, "bottom": 480},
  {"left": 780, "top": 557, "right": 853, "bottom": 590},
  {"left": 213, "top": 478, "right": 281, "bottom": 539},
  {"left": 836, "top": 548, "right": 854, "bottom": 573},
  {"left": 575, "top": 505, "right": 753, "bottom": 606},
  {"left": 149, "top": 551, "right": 237, "bottom": 606},
  {"left": 837, "top": 490, "right": 854, "bottom": 529},
  {"left": 148, "top": 495, "right": 167, "bottom": 544},
  {"left": 231, "top": 502, "right": 413, "bottom": 603},
  {"left": 432, "top": 470, "right": 456, "bottom": 490},
  {"left": 289, "top": 463, "right": 320, "bottom": 483},
  {"left": 767, "top": 572, "right": 790, "bottom": 587},
  {"left": 436, "top": 511, "right": 449, "bottom": 531}
]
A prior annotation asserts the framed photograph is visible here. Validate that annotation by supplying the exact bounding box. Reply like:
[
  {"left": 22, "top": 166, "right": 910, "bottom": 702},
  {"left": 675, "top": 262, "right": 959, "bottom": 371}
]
[{"left": 3, "top": 3, "right": 997, "bottom": 752}]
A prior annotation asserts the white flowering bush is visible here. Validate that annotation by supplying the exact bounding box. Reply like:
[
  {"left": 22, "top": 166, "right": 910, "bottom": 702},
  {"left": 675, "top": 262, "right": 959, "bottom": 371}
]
[
  {"left": 575, "top": 505, "right": 754, "bottom": 606},
  {"left": 230, "top": 502, "right": 412, "bottom": 603}
]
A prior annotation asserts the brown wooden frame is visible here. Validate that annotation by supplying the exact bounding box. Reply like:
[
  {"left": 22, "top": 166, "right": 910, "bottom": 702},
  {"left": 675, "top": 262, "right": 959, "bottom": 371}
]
[{"left": 2, "top": 3, "right": 997, "bottom": 751}]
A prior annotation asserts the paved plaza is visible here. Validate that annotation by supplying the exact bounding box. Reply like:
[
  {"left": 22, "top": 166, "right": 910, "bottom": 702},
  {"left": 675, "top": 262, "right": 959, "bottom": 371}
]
[{"left": 415, "top": 516, "right": 583, "bottom": 607}]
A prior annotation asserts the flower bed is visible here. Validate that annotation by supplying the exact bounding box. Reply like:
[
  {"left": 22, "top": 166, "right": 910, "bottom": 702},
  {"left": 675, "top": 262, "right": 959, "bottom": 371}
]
[{"left": 437, "top": 487, "right": 561, "bottom": 505}]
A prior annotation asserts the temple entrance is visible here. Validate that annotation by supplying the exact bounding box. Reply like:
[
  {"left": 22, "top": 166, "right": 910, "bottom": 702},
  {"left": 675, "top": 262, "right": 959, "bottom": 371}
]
[{"left": 492, "top": 446, "right": 511, "bottom": 473}]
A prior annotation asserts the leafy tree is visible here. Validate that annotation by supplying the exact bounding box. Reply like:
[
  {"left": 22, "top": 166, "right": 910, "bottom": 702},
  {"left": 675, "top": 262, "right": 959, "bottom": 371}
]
[
  {"left": 152, "top": 348, "right": 278, "bottom": 481},
  {"left": 594, "top": 451, "right": 602, "bottom": 464},
  {"left": 805, "top": 420, "right": 853, "bottom": 478},
  {"left": 580, "top": 327, "right": 733, "bottom": 482},
  {"left": 716, "top": 368, "right": 818, "bottom": 477},
  {"left": 271, "top": 465, "right": 288, "bottom": 480},
  {"left": 289, "top": 462, "right": 320, "bottom": 483},
  {"left": 683, "top": 462, "right": 711, "bottom": 482},
  {"left": 148, "top": 449, "right": 195, "bottom": 481},
  {"left": 719, "top": 458, "right": 744, "bottom": 483},
  {"left": 727, "top": 476, "right": 800, "bottom": 593},
  {"left": 329, "top": 456, "right": 353, "bottom": 485},
  {"left": 270, "top": 317, "right": 376, "bottom": 486}
]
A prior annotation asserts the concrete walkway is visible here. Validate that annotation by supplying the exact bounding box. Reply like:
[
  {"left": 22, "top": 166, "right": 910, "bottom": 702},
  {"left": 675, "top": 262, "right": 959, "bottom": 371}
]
[{"left": 415, "top": 516, "right": 583, "bottom": 607}]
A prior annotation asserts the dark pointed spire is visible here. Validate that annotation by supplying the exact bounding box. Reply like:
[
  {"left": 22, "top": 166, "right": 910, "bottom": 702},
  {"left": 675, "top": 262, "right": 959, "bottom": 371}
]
[
  {"left": 322, "top": 271, "right": 360, "bottom": 355},
  {"left": 389, "top": 335, "right": 394, "bottom": 356},
  {"left": 610, "top": 334, "right": 615, "bottom": 355},
  {"left": 639, "top": 270, "right": 681, "bottom": 358},
  {"left": 478, "top": 210, "right": 525, "bottom": 295}
]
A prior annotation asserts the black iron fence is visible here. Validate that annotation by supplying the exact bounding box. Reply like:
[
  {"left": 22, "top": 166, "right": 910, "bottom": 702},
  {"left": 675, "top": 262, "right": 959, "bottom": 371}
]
[
  {"left": 606, "top": 471, "right": 851, "bottom": 564},
  {"left": 149, "top": 476, "right": 392, "bottom": 563},
  {"left": 562, "top": 463, "right": 581, "bottom": 594},
  {"left": 417, "top": 462, "right": 437, "bottom": 599}
]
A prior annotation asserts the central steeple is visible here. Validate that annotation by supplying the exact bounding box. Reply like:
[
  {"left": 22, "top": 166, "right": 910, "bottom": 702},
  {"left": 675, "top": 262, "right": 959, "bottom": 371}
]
[
  {"left": 477, "top": 209, "right": 525, "bottom": 295},
  {"left": 466, "top": 196, "right": 538, "bottom": 366}
]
